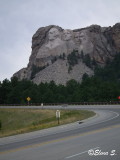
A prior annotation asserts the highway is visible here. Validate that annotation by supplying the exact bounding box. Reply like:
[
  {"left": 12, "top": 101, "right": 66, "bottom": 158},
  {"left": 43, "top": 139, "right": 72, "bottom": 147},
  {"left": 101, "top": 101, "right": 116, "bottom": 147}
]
[{"left": 0, "top": 105, "right": 120, "bottom": 160}]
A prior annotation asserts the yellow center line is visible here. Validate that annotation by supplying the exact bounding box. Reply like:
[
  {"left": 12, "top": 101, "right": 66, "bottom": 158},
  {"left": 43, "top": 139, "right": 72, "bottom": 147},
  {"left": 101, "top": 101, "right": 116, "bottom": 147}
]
[{"left": 0, "top": 124, "right": 120, "bottom": 155}]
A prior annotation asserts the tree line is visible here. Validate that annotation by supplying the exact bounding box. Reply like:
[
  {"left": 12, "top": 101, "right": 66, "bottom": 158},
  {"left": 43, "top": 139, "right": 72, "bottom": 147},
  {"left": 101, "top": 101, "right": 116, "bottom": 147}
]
[
  {"left": 0, "top": 77, "right": 120, "bottom": 104},
  {"left": 0, "top": 53, "right": 120, "bottom": 104}
]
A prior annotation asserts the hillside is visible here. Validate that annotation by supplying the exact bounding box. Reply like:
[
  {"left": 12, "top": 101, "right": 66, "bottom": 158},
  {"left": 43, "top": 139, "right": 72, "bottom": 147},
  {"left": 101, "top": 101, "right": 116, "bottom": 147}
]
[
  {"left": 1, "top": 53, "right": 120, "bottom": 104},
  {"left": 13, "top": 23, "right": 120, "bottom": 85}
]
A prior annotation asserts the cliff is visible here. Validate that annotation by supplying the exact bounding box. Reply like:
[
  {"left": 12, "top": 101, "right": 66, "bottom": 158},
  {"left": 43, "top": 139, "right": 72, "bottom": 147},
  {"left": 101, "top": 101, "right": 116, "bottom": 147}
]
[{"left": 13, "top": 23, "right": 120, "bottom": 85}]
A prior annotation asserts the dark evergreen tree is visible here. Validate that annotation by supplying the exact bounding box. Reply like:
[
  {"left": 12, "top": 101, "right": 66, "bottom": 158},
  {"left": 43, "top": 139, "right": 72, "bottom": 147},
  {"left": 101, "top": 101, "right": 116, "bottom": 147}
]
[{"left": 1, "top": 53, "right": 120, "bottom": 104}]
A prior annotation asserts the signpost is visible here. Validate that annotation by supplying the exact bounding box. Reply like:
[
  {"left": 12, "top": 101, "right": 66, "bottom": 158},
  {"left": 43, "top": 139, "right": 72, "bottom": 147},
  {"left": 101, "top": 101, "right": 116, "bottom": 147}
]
[
  {"left": 41, "top": 103, "right": 43, "bottom": 109},
  {"left": 27, "top": 97, "right": 31, "bottom": 105},
  {"left": 118, "top": 96, "right": 120, "bottom": 100},
  {"left": 56, "top": 110, "right": 60, "bottom": 125},
  {"left": 118, "top": 96, "right": 120, "bottom": 104}
]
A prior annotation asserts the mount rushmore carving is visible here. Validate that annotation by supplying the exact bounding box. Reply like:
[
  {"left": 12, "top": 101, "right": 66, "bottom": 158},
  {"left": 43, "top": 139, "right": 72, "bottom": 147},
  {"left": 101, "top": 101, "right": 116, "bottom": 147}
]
[{"left": 13, "top": 23, "right": 120, "bottom": 85}]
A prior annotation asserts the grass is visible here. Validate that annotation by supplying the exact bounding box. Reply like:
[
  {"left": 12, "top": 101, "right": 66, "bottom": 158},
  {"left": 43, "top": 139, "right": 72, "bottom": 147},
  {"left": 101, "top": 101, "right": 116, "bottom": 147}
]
[{"left": 0, "top": 108, "right": 95, "bottom": 137}]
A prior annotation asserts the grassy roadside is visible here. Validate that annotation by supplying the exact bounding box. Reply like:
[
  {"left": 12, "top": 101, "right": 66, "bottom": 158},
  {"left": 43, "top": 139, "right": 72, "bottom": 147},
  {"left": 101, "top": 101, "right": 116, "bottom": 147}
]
[{"left": 0, "top": 108, "right": 95, "bottom": 137}]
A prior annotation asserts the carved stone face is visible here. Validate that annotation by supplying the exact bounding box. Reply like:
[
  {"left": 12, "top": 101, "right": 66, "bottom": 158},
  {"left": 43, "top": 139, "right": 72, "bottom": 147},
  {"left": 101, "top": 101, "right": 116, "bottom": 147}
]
[
  {"left": 63, "top": 29, "right": 72, "bottom": 41},
  {"left": 74, "top": 32, "right": 80, "bottom": 43},
  {"left": 48, "top": 28, "right": 60, "bottom": 41},
  {"left": 79, "top": 31, "right": 87, "bottom": 41}
]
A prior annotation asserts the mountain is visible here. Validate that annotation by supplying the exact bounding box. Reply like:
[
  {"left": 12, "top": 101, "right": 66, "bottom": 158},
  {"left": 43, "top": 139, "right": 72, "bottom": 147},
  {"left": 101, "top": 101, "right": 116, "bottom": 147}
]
[{"left": 13, "top": 23, "right": 120, "bottom": 85}]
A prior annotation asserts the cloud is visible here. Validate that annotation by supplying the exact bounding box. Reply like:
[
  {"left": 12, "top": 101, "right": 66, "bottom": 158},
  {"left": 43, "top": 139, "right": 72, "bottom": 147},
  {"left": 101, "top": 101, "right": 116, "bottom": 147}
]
[{"left": 0, "top": 0, "right": 120, "bottom": 81}]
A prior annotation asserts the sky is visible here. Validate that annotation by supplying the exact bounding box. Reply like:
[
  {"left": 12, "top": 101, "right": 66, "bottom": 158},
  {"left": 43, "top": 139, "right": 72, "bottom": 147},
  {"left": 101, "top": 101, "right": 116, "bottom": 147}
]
[{"left": 0, "top": 0, "right": 120, "bottom": 81}]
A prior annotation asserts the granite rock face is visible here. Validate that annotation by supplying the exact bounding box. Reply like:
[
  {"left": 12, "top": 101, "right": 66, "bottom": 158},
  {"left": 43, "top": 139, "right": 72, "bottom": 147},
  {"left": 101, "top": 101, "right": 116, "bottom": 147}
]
[{"left": 13, "top": 23, "right": 120, "bottom": 85}]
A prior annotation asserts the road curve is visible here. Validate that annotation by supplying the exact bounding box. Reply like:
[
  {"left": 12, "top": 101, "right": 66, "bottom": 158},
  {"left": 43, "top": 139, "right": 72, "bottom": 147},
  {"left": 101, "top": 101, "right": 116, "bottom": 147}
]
[{"left": 0, "top": 105, "right": 120, "bottom": 160}]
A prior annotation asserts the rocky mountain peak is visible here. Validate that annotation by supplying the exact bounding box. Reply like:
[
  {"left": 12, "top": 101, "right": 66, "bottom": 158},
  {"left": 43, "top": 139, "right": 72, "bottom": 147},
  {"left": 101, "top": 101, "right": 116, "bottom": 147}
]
[{"left": 13, "top": 23, "right": 120, "bottom": 85}]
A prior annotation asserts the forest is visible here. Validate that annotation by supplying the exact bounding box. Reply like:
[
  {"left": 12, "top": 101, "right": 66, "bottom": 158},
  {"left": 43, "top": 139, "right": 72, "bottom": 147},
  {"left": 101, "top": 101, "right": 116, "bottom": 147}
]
[{"left": 0, "top": 53, "right": 120, "bottom": 105}]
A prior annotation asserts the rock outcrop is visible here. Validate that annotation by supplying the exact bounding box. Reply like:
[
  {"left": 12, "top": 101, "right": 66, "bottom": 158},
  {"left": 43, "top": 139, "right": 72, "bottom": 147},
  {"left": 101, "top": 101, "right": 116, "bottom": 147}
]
[{"left": 13, "top": 23, "right": 120, "bottom": 85}]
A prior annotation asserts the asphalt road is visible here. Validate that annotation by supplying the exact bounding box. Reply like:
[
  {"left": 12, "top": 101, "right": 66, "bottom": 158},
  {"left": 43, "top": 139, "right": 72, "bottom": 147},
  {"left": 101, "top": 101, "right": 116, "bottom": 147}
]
[{"left": 0, "top": 105, "right": 120, "bottom": 160}]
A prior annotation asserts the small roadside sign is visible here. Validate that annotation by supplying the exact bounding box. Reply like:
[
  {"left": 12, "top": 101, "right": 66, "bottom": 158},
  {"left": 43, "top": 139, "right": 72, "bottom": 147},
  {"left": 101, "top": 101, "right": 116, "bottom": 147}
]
[
  {"left": 56, "top": 110, "right": 60, "bottom": 125},
  {"left": 56, "top": 110, "right": 60, "bottom": 118},
  {"left": 27, "top": 97, "right": 31, "bottom": 105},
  {"left": 118, "top": 96, "right": 120, "bottom": 100}
]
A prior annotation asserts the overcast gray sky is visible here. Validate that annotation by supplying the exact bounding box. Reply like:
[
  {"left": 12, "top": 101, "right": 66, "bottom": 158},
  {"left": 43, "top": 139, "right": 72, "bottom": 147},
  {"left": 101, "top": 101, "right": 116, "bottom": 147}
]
[{"left": 0, "top": 0, "right": 120, "bottom": 81}]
